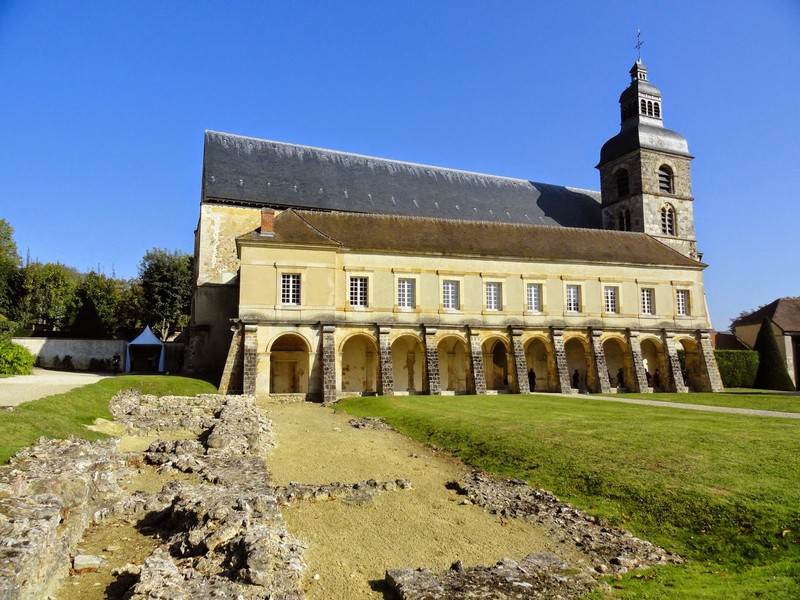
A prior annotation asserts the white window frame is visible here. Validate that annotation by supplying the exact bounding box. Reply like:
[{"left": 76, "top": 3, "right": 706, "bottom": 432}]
[
  {"left": 676, "top": 289, "right": 690, "bottom": 316},
  {"left": 442, "top": 280, "right": 460, "bottom": 311},
  {"left": 604, "top": 286, "right": 618, "bottom": 314},
  {"left": 526, "top": 283, "right": 543, "bottom": 313},
  {"left": 566, "top": 284, "right": 581, "bottom": 313},
  {"left": 280, "top": 273, "right": 301, "bottom": 306},
  {"left": 485, "top": 282, "right": 502, "bottom": 311},
  {"left": 397, "top": 277, "right": 416, "bottom": 309},
  {"left": 641, "top": 288, "right": 655, "bottom": 315},
  {"left": 349, "top": 276, "right": 369, "bottom": 307}
]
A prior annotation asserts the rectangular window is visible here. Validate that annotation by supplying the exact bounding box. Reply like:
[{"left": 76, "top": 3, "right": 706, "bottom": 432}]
[
  {"left": 349, "top": 276, "right": 368, "bottom": 307},
  {"left": 397, "top": 278, "right": 416, "bottom": 309},
  {"left": 604, "top": 286, "right": 618, "bottom": 314},
  {"left": 442, "top": 280, "right": 460, "bottom": 310},
  {"left": 566, "top": 284, "right": 581, "bottom": 313},
  {"left": 280, "top": 273, "right": 301, "bottom": 305},
  {"left": 641, "top": 288, "right": 655, "bottom": 315},
  {"left": 485, "top": 282, "right": 502, "bottom": 311},
  {"left": 526, "top": 283, "right": 542, "bottom": 312},
  {"left": 676, "top": 289, "right": 690, "bottom": 316}
]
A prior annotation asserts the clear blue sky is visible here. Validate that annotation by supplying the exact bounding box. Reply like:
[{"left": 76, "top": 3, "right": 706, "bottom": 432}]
[{"left": 1, "top": 1, "right": 798, "bottom": 331}]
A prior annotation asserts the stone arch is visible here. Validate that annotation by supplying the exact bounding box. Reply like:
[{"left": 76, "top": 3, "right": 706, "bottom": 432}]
[
  {"left": 437, "top": 335, "right": 471, "bottom": 394},
  {"left": 602, "top": 335, "right": 632, "bottom": 390},
  {"left": 675, "top": 336, "right": 703, "bottom": 391},
  {"left": 524, "top": 336, "right": 555, "bottom": 392},
  {"left": 640, "top": 336, "right": 668, "bottom": 390},
  {"left": 340, "top": 333, "right": 379, "bottom": 394},
  {"left": 268, "top": 333, "right": 310, "bottom": 394},
  {"left": 482, "top": 336, "right": 511, "bottom": 391},
  {"left": 563, "top": 335, "right": 591, "bottom": 391},
  {"left": 391, "top": 334, "right": 425, "bottom": 394}
]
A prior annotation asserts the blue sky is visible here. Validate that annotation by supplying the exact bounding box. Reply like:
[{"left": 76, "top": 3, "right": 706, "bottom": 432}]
[{"left": 1, "top": 1, "right": 798, "bottom": 330}]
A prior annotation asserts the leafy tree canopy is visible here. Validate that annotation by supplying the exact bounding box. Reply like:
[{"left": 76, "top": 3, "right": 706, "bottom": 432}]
[
  {"left": 14, "top": 262, "right": 80, "bottom": 331},
  {"left": 76, "top": 271, "right": 121, "bottom": 337},
  {"left": 139, "top": 248, "right": 192, "bottom": 340},
  {"left": 0, "top": 219, "right": 21, "bottom": 317}
]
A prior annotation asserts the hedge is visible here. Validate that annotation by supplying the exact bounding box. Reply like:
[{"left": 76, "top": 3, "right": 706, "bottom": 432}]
[{"left": 713, "top": 349, "right": 759, "bottom": 388}]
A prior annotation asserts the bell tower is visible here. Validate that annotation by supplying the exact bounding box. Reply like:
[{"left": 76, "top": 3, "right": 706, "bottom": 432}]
[{"left": 597, "top": 60, "right": 698, "bottom": 260}]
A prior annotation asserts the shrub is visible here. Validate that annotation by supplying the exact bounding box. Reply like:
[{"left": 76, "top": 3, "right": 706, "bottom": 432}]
[
  {"left": 0, "top": 320, "right": 16, "bottom": 345},
  {"left": 714, "top": 349, "right": 759, "bottom": 388},
  {"left": 753, "top": 318, "right": 795, "bottom": 391},
  {"left": 0, "top": 342, "right": 34, "bottom": 375}
]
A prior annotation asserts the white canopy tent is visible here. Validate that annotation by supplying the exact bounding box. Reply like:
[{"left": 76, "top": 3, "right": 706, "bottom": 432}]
[{"left": 125, "top": 325, "right": 165, "bottom": 373}]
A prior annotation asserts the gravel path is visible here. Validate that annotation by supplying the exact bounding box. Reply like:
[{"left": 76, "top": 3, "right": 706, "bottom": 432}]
[{"left": 0, "top": 368, "right": 108, "bottom": 407}]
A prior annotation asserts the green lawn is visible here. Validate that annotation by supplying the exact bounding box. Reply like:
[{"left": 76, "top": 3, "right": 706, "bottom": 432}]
[
  {"left": 336, "top": 394, "right": 800, "bottom": 598},
  {"left": 616, "top": 389, "right": 800, "bottom": 413},
  {"left": 0, "top": 375, "right": 217, "bottom": 463}
]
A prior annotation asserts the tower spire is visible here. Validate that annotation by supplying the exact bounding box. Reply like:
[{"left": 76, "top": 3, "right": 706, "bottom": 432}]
[{"left": 635, "top": 29, "right": 643, "bottom": 61}]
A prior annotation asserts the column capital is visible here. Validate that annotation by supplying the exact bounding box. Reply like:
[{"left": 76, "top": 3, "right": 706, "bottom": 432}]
[
  {"left": 508, "top": 327, "right": 524, "bottom": 337},
  {"left": 322, "top": 324, "right": 336, "bottom": 334},
  {"left": 378, "top": 326, "right": 392, "bottom": 335}
]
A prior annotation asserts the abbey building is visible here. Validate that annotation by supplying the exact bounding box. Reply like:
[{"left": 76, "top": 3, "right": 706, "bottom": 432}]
[{"left": 188, "top": 60, "right": 723, "bottom": 401}]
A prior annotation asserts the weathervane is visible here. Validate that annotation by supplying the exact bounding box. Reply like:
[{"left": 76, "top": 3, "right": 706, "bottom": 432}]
[{"left": 635, "top": 29, "right": 643, "bottom": 61}]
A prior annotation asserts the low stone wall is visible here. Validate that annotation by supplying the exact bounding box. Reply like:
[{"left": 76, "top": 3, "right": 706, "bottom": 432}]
[{"left": 12, "top": 338, "right": 127, "bottom": 372}]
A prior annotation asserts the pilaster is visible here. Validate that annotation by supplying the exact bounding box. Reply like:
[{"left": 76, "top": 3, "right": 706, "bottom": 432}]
[
  {"left": 242, "top": 324, "right": 258, "bottom": 396},
  {"left": 590, "top": 329, "right": 612, "bottom": 394},
  {"left": 378, "top": 326, "right": 394, "bottom": 396},
  {"left": 627, "top": 330, "right": 651, "bottom": 393},
  {"left": 509, "top": 328, "right": 530, "bottom": 394},
  {"left": 468, "top": 328, "right": 487, "bottom": 395},
  {"left": 550, "top": 328, "right": 573, "bottom": 393},
  {"left": 424, "top": 326, "right": 441, "bottom": 395},
  {"left": 321, "top": 325, "right": 337, "bottom": 405},
  {"left": 218, "top": 322, "right": 243, "bottom": 395},
  {"left": 697, "top": 331, "right": 724, "bottom": 393}
]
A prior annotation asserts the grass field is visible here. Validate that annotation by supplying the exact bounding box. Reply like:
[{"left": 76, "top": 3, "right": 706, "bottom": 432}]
[
  {"left": 0, "top": 375, "right": 217, "bottom": 463},
  {"left": 336, "top": 393, "right": 800, "bottom": 598},
  {"left": 617, "top": 389, "right": 800, "bottom": 413}
]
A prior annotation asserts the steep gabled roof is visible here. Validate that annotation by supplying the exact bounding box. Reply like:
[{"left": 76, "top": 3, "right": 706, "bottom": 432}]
[
  {"left": 731, "top": 298, "right": 800, "bottom": 334},
  {"left": 241, "top": 209, "right": 704, "bottom": 268},
  {"left": 203, "top": 131, "right": 602, "bottom": 228}
]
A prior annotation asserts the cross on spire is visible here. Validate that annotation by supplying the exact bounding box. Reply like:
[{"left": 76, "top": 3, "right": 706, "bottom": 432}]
[{"left": 635, "top": 29, "right": 644, "bottom": 61}]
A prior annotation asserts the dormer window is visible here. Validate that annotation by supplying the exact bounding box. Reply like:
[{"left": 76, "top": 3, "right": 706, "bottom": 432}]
[{"left": 658, "top": 165, "right": 674, "bottom": 193}]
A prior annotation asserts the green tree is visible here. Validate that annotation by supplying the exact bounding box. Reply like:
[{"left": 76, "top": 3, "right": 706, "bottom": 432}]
[
  {"left": 116, "top": 278, "right": 147, "bottom": 335},
  {"left": 0, "top": 219, "right": 21, "bottom": 317},
  {"left": 14, "top": 262, "right": 80, "bottom": 332},
  {"left": 753, "top": 317, "right": 795, "bottom": 391},
  {"left": 139, "top": 249, "right": 192, "bottom": 340},
  {"left": 75, "top": 271, "right": 122, "bottom": 336}
]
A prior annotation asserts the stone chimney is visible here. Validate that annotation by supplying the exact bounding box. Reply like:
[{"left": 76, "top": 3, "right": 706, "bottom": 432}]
[{"left": 260, "top": 208, "right": 275, "bottom": 237}]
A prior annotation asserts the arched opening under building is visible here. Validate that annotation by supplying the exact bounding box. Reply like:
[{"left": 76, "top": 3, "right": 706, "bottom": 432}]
[
  {"left": 677, "top": 337, "right": 703, "bottom": 391},
  {"left": 524, "top": 337, "right": 554, "bottom": 392},
  {"left": 437, "top": 336, "right": 471, "bottom": 394},
  {"left": 269, "top": 333, "right": 310, "bottom": 394},
  {"left": 603, "top": 337, "right": 631, "bottom": 390},
  {"left": 564, "top": 337, "right": 591, "bottom": 391},
  {"left": 340, "top": 334, "right": 379, "bottom": 394},
  {"left": 640, "top": 337, "right": 667, "bottom": 391},
  {"left": 483, "top": 337, "right": 510, "bottom": 391},
  {"left": 391, "top": 335, "right": 425, "bottom": 394}
]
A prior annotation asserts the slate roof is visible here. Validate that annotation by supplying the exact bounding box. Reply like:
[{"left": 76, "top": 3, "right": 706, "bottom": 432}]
[
  {"left": 731, "top": 298, "right": 800, "bottom": 334},
  {"left": 242, "top": 209, "right": 704, "bottom": 268},
  {"left": 203, "top": 131, "right": 602, "bottom": 228}
]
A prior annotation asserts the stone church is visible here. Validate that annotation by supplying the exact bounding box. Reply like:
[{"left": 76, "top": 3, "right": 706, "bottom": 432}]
[{"left": 187, "top": 60, "right": 723, "bottom": 401}]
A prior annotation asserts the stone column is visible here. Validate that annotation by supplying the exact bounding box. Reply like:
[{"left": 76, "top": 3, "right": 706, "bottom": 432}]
[
  {"left": 627, "top": 330, "right": 651, "bottom": 393},
  {"left": 509, "top": 328, "right": 530, "bottom": 394},
  {"left": 242, "top": 324, "right": 258, "bottom": 396},
  {"left": 550, "top": 328, "right": 573, "bottom": 393},
  {"left": 662, "top": 331, "right": 688, "bottom": 393},
  {"left": 378, "top": 327, "right": 394, "bottom": 396},
  {"left": 424, "top": 326, "right": 441, "bottom": 395},
  {"left": 697, "top": 331, "right": 724, "bottom": 392},
  {"left": 218, "top": 322, "right": 243, "bottom": 395},
  {"left": 321, "top": 325, "right": 337, "bottom": 405},
  {"left": 590, "top": 329, "right": 612, "bottom": 394},
  {"left": 468, "top": 329, "right": 487, "bottom": 395}
]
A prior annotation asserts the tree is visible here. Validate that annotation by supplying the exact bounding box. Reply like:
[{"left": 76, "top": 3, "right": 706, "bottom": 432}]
[
  {"left": 0, "top": 219, "right": 21, "bottom": 317},
  {"left": 116, "top": 278, "right": 147, "bottom": 336},
  {"left": 75, "top": 271, "right": 122, "bottom": 336},
  {"left": 139, "top": 249, "right": 193, "bottom": 340},
  {"left": 14, "top": 262, "right": 80, "bottom": 332},
  {"left": 753, "top": 317, "right": 795, "bottom": 391}
]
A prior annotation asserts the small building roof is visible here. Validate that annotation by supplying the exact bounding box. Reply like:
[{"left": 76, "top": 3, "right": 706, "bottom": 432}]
[
  {"left": 203, "top": 131, "right": 602, "bottom": 228},
  {"left": 241, "top": 209, "right": 704, "bottom": 268},
  {"left": 731, "top": 297, "right": 800, "bottom": 334}
]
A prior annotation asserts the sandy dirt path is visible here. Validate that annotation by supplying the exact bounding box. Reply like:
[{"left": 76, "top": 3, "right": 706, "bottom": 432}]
[
  {"left": 266, "top": 403, "right": 587, "bottom": 599},
  {"left": 0, "top": 368, "right": 108, "bottom": 406}
]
